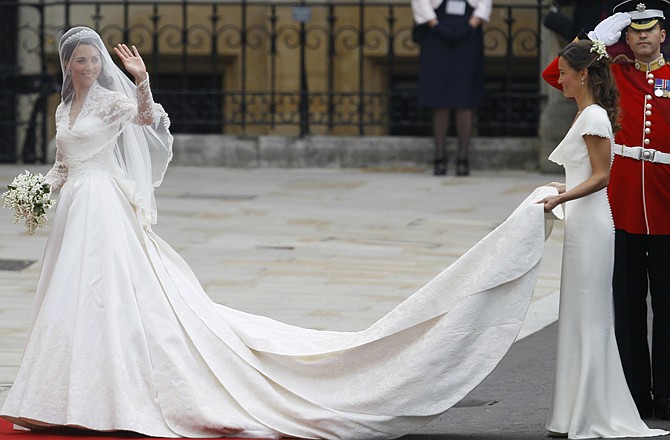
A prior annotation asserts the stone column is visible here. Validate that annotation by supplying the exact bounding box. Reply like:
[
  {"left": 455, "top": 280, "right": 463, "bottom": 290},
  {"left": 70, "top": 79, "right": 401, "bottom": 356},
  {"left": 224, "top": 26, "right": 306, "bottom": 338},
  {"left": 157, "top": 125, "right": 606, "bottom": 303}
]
[{"left": 538, "top": 5, "right": 577, "bottom": 174}]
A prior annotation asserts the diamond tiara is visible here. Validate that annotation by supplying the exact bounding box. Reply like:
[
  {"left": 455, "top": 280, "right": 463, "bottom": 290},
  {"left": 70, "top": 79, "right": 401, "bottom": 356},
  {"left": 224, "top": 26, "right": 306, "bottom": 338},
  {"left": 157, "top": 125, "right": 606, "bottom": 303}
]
[{"left": 61, "top": 28, "right": 99, "bottom": 47}]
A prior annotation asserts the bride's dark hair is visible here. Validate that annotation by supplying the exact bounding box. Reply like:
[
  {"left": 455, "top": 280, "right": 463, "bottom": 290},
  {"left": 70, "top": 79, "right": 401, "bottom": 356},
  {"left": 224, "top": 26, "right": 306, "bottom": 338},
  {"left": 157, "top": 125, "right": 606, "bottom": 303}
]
[{"left": 559, "top": 39, "right": 620, "bottom": 132}]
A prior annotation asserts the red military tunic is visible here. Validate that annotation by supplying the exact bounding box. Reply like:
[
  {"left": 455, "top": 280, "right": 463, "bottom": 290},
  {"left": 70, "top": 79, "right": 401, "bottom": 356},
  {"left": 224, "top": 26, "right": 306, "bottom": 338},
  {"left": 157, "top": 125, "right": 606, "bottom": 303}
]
[{"left": 543, "top": 56, "right": 670, "bottom": 234}]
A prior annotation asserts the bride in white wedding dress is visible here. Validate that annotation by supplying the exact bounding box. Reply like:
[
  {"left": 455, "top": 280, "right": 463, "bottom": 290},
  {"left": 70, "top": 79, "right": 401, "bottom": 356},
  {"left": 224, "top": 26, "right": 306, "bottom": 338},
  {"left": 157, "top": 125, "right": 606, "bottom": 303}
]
[
  {"left": 0, "top": 27, "right": 655, "bottom": 439},
  {"left": 0, "top": 26, "right": 545, "bottom": 439}
]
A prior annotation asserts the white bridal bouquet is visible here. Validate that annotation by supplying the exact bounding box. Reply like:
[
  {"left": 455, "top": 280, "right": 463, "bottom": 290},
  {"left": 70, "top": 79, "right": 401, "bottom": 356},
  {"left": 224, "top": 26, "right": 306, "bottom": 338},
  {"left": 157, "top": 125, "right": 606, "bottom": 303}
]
[{"left": 2, "top": 170, "right": 54, "bottom": 235}]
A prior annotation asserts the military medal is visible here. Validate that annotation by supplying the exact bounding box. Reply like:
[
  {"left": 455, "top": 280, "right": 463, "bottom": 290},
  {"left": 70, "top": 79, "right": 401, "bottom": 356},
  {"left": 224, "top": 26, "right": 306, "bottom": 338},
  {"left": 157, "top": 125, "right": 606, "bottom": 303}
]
[{"left": 655, "top": 78, "right": 665, "bottom": 97}]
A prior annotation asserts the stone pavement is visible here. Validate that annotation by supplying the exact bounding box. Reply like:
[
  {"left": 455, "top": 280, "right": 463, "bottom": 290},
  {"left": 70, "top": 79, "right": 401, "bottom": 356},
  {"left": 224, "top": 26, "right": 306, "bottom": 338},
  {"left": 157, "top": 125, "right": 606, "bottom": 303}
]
[{"left": 0, "top": 164, "right": 663, "bottom": 438}]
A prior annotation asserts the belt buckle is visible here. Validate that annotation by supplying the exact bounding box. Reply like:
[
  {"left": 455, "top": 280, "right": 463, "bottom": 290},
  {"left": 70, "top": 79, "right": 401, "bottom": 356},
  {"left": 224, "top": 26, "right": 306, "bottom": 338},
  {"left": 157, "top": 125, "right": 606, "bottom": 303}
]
[{"left": 641, "top": 148, "right": 656, "bottom": 161}]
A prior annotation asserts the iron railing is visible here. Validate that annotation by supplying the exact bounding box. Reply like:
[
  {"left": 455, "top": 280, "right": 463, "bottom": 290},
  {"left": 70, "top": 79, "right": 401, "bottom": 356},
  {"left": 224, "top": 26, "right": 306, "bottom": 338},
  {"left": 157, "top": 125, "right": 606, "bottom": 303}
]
[{"left": 0, "top": 0, "right": 545, "bottom": 163}]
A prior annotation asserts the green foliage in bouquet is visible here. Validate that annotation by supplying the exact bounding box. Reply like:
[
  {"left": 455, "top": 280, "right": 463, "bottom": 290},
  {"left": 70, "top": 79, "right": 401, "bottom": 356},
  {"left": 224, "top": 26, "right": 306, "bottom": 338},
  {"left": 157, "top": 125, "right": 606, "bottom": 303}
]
[{"left": 2, "top": 171, "right": 55, "bottom": 235}]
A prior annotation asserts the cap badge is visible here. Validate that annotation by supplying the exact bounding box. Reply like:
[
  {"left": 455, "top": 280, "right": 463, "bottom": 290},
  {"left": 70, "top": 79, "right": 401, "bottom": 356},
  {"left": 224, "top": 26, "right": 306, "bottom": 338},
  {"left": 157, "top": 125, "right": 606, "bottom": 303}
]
[{"left": 637, "top": 3, "right": 647, "bottom": 12}]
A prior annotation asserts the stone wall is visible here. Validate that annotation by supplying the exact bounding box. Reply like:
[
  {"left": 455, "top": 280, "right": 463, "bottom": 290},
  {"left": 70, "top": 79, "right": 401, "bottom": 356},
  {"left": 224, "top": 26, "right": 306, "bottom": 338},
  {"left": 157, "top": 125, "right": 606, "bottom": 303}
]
[{"left": 171, "top": 134, "right": 542, "bottom": 171}]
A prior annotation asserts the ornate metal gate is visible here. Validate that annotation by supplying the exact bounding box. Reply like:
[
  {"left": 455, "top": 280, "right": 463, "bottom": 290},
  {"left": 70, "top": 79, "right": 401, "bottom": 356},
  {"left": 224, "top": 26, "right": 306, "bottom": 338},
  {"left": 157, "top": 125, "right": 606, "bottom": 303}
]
[{"left": 0, "top": 1, "right": 545, "bottom": 164}]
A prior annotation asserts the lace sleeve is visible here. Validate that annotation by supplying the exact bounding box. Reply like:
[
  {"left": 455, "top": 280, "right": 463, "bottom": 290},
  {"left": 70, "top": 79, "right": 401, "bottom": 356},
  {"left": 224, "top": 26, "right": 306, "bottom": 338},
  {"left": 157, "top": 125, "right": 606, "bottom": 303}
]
[
  {"left": 114, "top": 73, "right": 173, "bottom": 227},
  {"left": 44, "top": 146, "right": 68, "bottom": 192},
  {"left": 134, "top": 75, "right": 156, "bottom": 126}
]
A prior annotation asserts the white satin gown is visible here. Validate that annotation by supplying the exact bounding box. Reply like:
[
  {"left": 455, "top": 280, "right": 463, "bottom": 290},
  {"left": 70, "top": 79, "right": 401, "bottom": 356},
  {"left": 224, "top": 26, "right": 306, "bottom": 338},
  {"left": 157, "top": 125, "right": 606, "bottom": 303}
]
[{"left": 545, "top": 104, "right": 666, "bottom": 439}]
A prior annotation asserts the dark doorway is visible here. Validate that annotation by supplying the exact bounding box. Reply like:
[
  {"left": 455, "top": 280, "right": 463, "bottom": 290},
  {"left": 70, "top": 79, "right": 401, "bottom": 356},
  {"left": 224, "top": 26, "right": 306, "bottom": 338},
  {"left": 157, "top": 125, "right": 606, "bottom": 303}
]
[{"left": 0, "top": 4, "right": 18, "bottom": 162}]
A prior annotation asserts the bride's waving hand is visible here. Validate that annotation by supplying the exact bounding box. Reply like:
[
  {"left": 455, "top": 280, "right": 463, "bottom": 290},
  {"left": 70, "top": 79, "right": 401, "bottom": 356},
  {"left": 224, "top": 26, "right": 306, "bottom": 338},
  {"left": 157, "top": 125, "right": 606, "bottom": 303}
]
[{"left": 113, "top": 43, "right": 147, "bottom": 83}]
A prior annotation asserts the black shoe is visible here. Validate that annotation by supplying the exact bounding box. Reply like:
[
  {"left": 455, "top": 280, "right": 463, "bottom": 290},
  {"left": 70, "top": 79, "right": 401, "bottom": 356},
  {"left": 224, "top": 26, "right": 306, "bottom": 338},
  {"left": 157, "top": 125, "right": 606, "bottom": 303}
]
[
  {"left": 654, "top": 396, "right": 670, "bottom": 420},
  {"left": 433, "top": 157, "right": 446, "bottom": 176},
  {"left": 456, "top": 158, "right": 470, "bottom": 176},
  {"left": 633, "top": 393, "right": 654, "bottom": 418}
]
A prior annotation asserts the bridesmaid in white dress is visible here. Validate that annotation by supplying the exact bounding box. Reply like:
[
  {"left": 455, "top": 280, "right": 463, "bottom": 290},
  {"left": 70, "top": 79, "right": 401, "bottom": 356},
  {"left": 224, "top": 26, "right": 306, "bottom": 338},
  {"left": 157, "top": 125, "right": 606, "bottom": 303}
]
[{"left": 537, "top": 39, "right": 666, "bottom": 439}]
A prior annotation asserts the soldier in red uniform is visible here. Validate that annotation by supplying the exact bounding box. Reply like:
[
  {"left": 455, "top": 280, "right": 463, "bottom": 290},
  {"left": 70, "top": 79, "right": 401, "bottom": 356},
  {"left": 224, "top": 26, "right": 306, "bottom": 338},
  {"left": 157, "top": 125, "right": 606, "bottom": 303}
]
[{"left": 542, "top": 0, "right": 670, "bottom": 420}]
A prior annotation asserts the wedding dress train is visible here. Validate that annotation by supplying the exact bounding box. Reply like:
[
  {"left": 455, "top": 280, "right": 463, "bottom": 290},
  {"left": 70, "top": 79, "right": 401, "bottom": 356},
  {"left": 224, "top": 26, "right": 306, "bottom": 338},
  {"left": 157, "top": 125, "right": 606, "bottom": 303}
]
[{"left": 1, "top": 136, "right": 558, "bottom": 438}]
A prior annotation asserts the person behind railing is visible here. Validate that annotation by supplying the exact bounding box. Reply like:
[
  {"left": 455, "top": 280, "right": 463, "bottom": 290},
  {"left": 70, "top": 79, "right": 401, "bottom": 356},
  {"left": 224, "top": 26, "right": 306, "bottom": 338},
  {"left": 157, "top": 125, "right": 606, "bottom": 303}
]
[{"left": 411, "top": 0, "right": 491, "bottom": 176}]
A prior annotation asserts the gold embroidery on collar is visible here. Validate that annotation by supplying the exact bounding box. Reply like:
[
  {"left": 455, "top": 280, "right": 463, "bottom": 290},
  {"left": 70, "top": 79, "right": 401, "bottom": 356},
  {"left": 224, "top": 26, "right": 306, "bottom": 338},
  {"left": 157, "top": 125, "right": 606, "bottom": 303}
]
[{"left": 635, "top": 55, "right": 667, "bottom": 72}]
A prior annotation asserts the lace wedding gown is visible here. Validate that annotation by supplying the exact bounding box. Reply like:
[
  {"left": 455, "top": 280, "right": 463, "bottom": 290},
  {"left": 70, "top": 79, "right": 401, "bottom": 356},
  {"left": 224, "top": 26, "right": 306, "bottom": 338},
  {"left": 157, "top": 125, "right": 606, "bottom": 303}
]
[
  {"left": 545, "top": 104, "right": 665, "bottom": 439},
  {"left": 0, "top": 79, "right": 586, "bottom": 438}
]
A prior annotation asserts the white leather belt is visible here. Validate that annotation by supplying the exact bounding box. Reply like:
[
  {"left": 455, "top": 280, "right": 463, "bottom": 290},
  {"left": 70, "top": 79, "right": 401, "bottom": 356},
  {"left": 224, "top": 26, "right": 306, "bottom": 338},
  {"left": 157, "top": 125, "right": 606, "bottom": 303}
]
[{"left": 612, "top": 144, "right": 670, "bottom": 164}]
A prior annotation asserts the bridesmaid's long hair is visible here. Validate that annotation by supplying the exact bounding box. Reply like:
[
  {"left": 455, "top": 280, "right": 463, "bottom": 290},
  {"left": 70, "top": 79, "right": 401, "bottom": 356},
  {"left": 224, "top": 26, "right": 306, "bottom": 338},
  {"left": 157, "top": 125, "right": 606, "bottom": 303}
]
[{"left": 559, "top": 39, "right": 620, "bottom": 132}]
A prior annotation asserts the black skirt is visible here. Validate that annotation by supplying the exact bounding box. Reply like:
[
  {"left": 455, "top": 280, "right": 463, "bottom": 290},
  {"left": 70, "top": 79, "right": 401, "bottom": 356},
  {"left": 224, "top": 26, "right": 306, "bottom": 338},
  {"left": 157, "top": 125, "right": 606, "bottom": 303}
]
[{"left": 417, "top": 1, "right": 485, "bottom": 108}]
